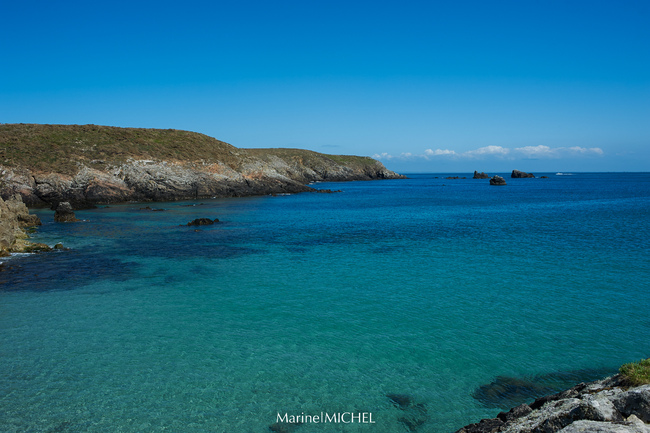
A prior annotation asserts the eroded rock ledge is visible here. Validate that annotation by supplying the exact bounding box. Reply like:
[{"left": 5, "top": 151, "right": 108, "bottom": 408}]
[{"left": 457, "top": 375, "right": 650, "bottom": 433}]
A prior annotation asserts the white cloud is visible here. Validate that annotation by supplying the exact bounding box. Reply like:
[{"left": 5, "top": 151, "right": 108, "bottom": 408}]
[
  {"left": 514, "top": 145, "right": 557, "bottom": 158},
  {"left": 425, "top": 148, "right": 457, "bottom": 157},
  {"left": 568, "top": 146, "right": 604, "bottom": 155},
  {"left": 373, "top": 145, "right": 605, "bottom": 161},
  {"left": 463, "top": 146, "right": 510, "bottom": 158}
]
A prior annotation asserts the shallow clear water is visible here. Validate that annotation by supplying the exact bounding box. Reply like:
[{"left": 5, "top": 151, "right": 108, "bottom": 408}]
[{"left": 1, "top": 173, "right": 649, "bottom": 432}]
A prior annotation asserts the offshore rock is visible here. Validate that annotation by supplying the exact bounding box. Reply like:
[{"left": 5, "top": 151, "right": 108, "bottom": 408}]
[
  {"left": 490, "top": 176, "right": 507, "bottom": 186},
  {"left": 187, "top": 218, "right": 219, "bottom": 226},
  {"left": 511, "top": 170, "right": 535, "bottom": 178},
  {"left": 54, "top": 202, "right": 80, "bottom": 222},
  {"left": 474, "top": 171, "right": 490, "bottom": 179},
  {"left": 456, "top": 376, "right": 650, "bottom": 433}
]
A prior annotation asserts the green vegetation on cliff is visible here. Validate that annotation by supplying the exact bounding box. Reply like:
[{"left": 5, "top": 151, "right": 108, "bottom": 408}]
[{"left": 0, "top": 123, "right": 379, "bottom": 175}]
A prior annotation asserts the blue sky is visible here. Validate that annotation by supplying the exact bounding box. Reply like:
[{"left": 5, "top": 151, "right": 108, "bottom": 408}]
[{"left": 1, "top": 0, "right": 648, "bottom": 173}]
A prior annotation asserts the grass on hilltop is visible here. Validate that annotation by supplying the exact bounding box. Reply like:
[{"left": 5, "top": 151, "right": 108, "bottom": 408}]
[
  {"left": 0, "top": 124, "right": 379, "bottom": 176},
  {"left": 619, "top": 358, "right": 650, "bottom": 386},
  {"left": 0, "top": 124, "right": 242, "bottom": 175}
]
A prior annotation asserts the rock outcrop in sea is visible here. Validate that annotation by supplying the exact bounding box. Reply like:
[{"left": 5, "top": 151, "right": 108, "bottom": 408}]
[
  {"left": 511, "top": 170, "right": 535, "bottom": 178},
  {"left": 456, "top": 375, "right": 650, "bottom": 433},
  {"left": 490, "top": 176, "right": 507, "bottom": 186},
  {"left": 0, "top": 124, "right": 405, "bottom": 209},
  {"left": 474, "top": 171, "right": 490, "bottom": 179},
  {"left": 54, "top": 202, "right": 80, "bottom": 222}
]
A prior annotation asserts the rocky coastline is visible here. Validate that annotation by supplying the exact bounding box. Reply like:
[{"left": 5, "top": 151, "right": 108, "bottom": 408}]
[
  {"left": 457, "top": 374, "right": 650, "bottom": 433},
  {"left": 0, "top": 124, "right": 405, "bottom": 209}
]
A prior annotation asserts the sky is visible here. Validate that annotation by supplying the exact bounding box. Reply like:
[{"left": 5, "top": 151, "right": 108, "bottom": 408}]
[{"left": 1, "top": 0, "right": 648, "bottom": 173}]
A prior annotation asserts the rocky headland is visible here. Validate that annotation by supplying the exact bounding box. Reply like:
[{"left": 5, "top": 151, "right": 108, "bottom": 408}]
[
  {"left": 0, "top": 124, "right": 405, "bottom": 209},
  {"left": 457, "top": 374, "right": 650, "bottom": 433}
]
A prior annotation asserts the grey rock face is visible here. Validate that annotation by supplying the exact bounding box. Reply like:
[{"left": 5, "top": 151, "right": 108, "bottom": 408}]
[
  {"left": 0, "top": 153, "right": 404, "bottom": 207},
  {"left": 558, "top": 418, "right": 650, "bottom": 433}
]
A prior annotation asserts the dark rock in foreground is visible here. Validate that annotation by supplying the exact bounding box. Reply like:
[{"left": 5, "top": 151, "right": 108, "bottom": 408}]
[
  {"left": 474, "top": 171, "right": 490, "bottom": 179},
  {"left": 511, "top": 169, "right": 535, "bottom": 178},
  {"left": 54, "top": 202, "right": 80, "bottom": 222},
  {"left": 456, "top": 375, "right": 650, "bottom": 433},
  {"left": 490, "top": 176, "right": 507, "bottom": 186}
]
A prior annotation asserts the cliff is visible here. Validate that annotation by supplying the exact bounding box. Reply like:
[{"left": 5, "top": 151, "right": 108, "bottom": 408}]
[{"left": 0, "top": 124, "right": 405, "bottom": 208}]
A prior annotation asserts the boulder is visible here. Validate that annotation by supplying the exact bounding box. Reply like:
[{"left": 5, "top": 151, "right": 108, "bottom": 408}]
[
  {"left": 511, "top": 170, "right": 535, "bottom": 178},
  {"left": 54, "top": 202, "right": 80, "bottom": 222},
  {"left": 473, "top": 171, "right": 490, "bottom": 179},
  {"left": 490, "top": 176, "right": 507, "bottom": 186},
  {"left": 612, "top": 385, "right": 650, "bottom": 423}
]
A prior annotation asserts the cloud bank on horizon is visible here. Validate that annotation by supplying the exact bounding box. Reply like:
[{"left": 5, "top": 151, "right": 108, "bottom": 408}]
[{"left": 374, "top": 145, "right": 605, "bottom": 162}]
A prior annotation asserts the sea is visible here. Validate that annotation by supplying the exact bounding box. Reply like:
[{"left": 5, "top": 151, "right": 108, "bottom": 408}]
[{"left": 1, "top": 172, "right": 649, "bottom": 433}]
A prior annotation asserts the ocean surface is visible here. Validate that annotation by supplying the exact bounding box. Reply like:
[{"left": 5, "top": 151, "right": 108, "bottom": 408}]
[{"left": 1, "top": 172, "right": 649, "bottom": 433}]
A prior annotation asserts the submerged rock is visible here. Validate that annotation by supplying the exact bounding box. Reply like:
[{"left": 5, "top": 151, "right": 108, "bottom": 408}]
[
  {"left": 314, "top": 189, "right": 341, "bottom": 193},
  {"left": 387, "top": 393, "right": 429, "bottom": 431},
  {"left": 268, "top": 421, "right": 302, "bottom": 432},
  {"left": 54, "top": 202, "right": 80, "bottom": 222},
  {"left": 490, "top": 176, "right": 507, "bottom": 186}
]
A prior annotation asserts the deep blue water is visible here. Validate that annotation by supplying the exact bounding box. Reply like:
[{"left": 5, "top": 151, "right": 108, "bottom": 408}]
[{"left": 1, "top": 172, "right": 649, "bottom": 432}]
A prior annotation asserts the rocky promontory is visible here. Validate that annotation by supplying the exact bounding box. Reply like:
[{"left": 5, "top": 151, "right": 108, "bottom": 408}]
[
  {"left": 0, "top": 124, "right": 405, "bottom": 208},
  {"left": 457, "top": 375, "right": 650, "bottom": 433}
]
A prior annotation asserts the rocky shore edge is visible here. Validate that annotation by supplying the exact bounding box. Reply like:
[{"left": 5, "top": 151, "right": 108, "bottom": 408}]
[
  {"left": 457, "top": 374, "right": 650, "bottom": 433},
  {"left": 0, "top": 194, "right": 51, "bottom": 255}
]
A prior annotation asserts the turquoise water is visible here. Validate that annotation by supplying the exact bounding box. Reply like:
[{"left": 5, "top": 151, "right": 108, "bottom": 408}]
[{"left": 1, "top": 173, "right": 649, "bottom": 432}]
